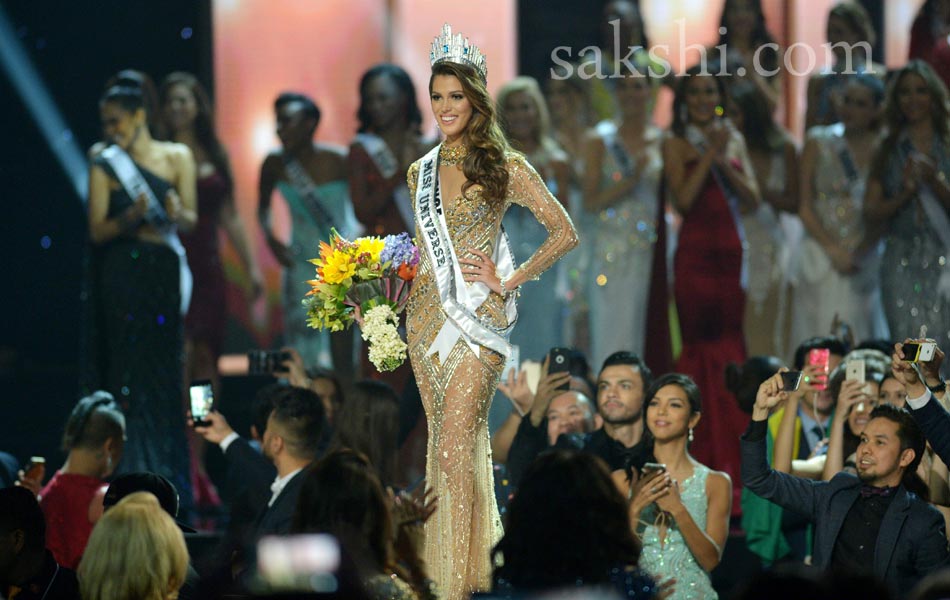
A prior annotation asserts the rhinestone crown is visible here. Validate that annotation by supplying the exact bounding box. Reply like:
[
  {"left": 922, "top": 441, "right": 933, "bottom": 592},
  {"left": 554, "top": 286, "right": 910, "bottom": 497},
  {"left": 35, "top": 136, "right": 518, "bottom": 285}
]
[{"left": 430, "top": 23, "right": 487, "bottom": 82}]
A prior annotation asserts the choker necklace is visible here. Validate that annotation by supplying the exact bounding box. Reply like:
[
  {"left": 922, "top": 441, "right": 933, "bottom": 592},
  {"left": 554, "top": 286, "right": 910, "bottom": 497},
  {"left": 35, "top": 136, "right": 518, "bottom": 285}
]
[{"left": 439, "top": 143, "right": 470, "bottom": 166}]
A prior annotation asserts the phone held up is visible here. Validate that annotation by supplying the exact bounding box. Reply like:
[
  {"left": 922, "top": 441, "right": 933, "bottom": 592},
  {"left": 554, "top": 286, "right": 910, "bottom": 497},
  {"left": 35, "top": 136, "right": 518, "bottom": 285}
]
[
  {"left": 548, "top": 347, "right": 572, "bottom": 391},
  {"left": 806, "top": 348, "right": 831, "bottom": 391},
  {"left": 641, "top": 462, "right": 667, "bottom": 476},
  {"left": 902, "top": 341, "right": 937, "bottom": 363},
  {"left": 248, "top": 350, "right": 292, "bottom": 375},
  {"left": 189, "top": 380, "right": 214, "bottom": 428},
  {"left": 23, "top": 456, "right": 45, "bottom": 482},
  {"left": 780, "top": 371, "right": 803, "bottom": 392}
]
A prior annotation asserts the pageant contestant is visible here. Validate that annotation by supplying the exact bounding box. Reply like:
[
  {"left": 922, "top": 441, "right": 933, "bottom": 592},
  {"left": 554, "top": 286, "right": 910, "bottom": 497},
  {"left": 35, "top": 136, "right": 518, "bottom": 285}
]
[{"left": 406, "top": 24, "right": 578, "bottom": 598}]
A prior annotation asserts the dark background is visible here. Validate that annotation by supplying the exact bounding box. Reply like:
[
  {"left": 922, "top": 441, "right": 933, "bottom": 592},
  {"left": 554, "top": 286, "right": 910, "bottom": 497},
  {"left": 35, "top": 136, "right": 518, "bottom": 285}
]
[{"left": 0, "top": 0, "right": 884, "bottom": 469}]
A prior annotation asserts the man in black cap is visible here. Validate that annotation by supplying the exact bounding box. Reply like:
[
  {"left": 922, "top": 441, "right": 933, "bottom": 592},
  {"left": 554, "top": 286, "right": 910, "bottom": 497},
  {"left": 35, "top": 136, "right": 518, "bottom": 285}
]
[
  {"left": 103, "top": 472, "right": 200, "bottom": 599},
  {"left": 0, "top": 486, "right": 80, "bottom": 599}
]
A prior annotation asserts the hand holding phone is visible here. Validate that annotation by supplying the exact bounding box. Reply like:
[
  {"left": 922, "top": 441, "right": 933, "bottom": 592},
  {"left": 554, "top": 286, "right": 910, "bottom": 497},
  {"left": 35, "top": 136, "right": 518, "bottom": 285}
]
[
  {"left": 189, "top": 380, "right": 214, "bottom": 428},
  {"left": 248, "top": 350, "right": 292, "bottom": 375},
  {"left": 902, "top": 341, "right": 937, "bottom": 363}
]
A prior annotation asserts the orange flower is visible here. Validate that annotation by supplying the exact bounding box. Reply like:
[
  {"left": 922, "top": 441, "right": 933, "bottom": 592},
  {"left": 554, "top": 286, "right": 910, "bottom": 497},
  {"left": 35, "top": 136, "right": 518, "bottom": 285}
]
[{"left": 397, "top": 262, "right": 418, "bottom": 281}]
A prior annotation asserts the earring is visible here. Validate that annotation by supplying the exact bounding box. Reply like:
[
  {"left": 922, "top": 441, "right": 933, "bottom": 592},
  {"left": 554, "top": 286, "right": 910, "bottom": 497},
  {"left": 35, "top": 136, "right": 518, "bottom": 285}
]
[{"left": 688, "top": 428, "right": 694, "bottom": 443}]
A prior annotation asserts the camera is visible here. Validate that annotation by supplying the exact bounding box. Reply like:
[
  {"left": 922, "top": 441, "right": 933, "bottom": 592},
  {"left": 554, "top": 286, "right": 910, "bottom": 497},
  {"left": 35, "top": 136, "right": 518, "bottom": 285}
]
[{"left": 903, "top": 341, "right": 937, "bottom": 363}]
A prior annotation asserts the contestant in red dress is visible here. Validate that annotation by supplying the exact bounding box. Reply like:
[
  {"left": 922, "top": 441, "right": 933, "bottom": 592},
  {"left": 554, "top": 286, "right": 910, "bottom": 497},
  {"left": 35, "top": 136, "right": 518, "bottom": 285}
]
[{"left": 662, "top": 66, "right": 761, "bottom": 512}]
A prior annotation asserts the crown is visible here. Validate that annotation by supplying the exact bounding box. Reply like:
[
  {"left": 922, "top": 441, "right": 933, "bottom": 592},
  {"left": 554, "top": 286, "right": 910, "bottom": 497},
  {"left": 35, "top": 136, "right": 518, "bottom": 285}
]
[{"left": 430, "top": 23, "right": 488, "bottom": 81}]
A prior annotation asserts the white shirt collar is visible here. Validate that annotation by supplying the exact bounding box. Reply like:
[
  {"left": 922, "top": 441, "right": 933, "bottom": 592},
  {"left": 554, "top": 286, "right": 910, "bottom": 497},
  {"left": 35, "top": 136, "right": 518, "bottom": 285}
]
[{"left": 268, "top": 467, "right": 304, "bottom": 507}]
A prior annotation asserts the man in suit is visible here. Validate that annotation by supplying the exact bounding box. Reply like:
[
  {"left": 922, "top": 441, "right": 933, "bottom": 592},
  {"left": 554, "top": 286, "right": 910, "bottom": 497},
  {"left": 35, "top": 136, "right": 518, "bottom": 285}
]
[
  {"left": 194, "top": 384, "right": 325, "bottom": 539},
  {"left": 742, "top": 370, "right": 950, "bottom": 595},
  {"left": 890, "top": 341, "right": 950, "bottom": 467}
]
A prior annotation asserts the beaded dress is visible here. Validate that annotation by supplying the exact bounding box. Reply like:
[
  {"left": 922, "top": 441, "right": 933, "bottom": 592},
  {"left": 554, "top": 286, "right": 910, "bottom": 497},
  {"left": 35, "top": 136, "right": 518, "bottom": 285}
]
[
  {"left": 639, "top": 462, "right": 717, "bottom": 599},
  {"left": 879, "top": 133, "right": 950, "bottom": 349},
  {"left": 406, "top": 150, "right": 577, "bottom": 599},
  {"left": 587, "top": 121, "right": 663, "bottom": 368},
  {"left": 791, "top": 123, "right": 888, "bottom": 343}
]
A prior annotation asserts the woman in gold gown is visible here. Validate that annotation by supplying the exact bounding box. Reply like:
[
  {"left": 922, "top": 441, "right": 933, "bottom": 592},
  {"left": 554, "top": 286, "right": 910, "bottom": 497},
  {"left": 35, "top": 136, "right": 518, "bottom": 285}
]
[{"left": 405, "top": 25, "right": 578, "bottom": 599}]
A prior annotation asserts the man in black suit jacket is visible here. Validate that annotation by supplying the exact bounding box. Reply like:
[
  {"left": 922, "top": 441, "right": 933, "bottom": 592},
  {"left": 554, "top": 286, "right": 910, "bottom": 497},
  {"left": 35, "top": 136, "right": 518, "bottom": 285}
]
[
  {"left": 890, "top": 341, "right": 950, "bottom": 467},
  {"left": 742, "top": 370, "right": 950, "bottom": 596}
]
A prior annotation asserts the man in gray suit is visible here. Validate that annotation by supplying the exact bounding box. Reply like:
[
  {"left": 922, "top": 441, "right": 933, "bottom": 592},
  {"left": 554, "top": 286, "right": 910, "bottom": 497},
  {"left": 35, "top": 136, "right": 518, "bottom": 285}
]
[{"left": 742, "top": 370, "right": 950, "bottom": 596}]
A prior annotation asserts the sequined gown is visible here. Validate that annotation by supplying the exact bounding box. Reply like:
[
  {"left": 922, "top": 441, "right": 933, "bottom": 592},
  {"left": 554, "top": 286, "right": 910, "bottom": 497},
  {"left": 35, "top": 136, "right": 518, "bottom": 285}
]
[
  {"left": 791, "top": 124, "right": 888, "bottom": 343},
  {"left": 741, "top": 150, "right": 789, "bottom": 358},
  {"left": 879, "top": 135, "right": 950, "bottom": 347},
  {"left": 588, "top": 121, "right": 663, "bottom": 368},
  {"left": 406, "top": 153, "right": 577, "bottom": 599},
  {"left": 639, "top": 462, "right": 717, "bottom": 599}
]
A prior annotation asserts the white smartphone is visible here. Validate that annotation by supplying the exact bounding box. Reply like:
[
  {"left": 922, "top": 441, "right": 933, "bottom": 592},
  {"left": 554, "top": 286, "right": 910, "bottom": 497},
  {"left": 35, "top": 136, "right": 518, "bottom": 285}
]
[{"left": 846, "top": 360, "right": 865, "bottom": 384}]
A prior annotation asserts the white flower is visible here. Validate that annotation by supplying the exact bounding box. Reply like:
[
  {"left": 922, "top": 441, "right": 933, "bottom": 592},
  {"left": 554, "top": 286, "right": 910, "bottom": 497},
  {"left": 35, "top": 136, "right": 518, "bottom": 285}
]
[{"left": 360, "top": 305, "right": 407, "bottom": 372}]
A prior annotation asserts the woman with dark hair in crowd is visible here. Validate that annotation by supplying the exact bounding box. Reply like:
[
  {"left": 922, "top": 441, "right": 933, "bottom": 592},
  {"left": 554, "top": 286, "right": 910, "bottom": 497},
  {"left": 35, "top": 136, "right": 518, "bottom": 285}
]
[
  {"left": 583, "top": 64, "right": 670, "bottom": 372},
  {"left": 866, "top": 61, "right": 950, "bottom": 359},
  {"left": 497, "top": 76, "right": 571, "bottom": 363},
  {"left": 625, "top": 373, "right": 730, "bottom": 599},
  {"left": 35, "top": 392, "right": 125, "bottom": 570},
  {"left": 793, "top": 73, "right": 888, "bottom": 346},
  {"left": 330, "top": 380, "right": 401, "bottom": 487},
  {"left": 715, "top": 0, "right": 782, "bottom": 110},
  {"left": 160, "top": 72, "right": 263, "bottom": 386},
  {"left": 492, "top": 449, "right": 658, "bottom": 598},
  {"left": 292, "top": 449, "right": 437, "bottom": 600},
  {"left": 663, "top": 65, "right": 759, "bottom": 506},
  {"left": 910, "top": 0, "right": 950, "bottom": 64},
  {"left": 88, "top": 70, "right": 162, "bottom": 155},
  {"left": 349, "top": 63, "right": 430, "bottom": 238},
  {"left": 85, "top": 82, "right": 196, "bottom": 506},
  {"left": 805, "top": 1, "right": 886, "bottom": 129},
  {"left": 728, "top": 80, "right": 797, "bottom": 359}
]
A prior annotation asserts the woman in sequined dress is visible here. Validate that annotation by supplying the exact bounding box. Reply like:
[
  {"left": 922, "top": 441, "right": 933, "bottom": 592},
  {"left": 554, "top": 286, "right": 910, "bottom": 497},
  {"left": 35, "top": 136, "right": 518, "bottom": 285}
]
[
  {"left": 728, "top": 80, "right": 797, "bottom": 359},
  {"left": 406, "top": 26, "right": 578, "bottom": 599},
  {"left": 866, "top": 61, "right": 950, "bottom": 351},
  {"left": 624, "top": 374, "right": 731, "bottom": 599},
  {"left": 497, "top": 76, "right": 571, "bottom": 363},
  {"left": 583, "top": 71, "right": 670, "bottom": 371},
  {"left": 793, "top": 74, "right": 889, "bottom": 345},
  {"left": 663, "top": 67, "right": 759, "bottom": 510}
]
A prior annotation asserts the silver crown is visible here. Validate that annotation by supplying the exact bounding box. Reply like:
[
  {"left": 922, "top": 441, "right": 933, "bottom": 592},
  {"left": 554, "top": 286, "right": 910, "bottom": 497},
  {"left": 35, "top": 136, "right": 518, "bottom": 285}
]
[{"left": 430, "top": 23, "right": 487, "bottom": 81}]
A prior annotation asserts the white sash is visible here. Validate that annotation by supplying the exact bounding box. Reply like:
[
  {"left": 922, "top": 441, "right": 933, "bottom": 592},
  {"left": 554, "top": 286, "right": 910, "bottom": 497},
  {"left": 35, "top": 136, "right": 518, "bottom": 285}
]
[
  {"left": 283, "top": 156, "right": 361, "bottom": 238},
  {"left": 898, "top": 135, "right": 950, "bottom": 300},
  {"left": 414, "top": 144, "right": 518, "bottom": 361},
  {"left": 100, "top": 145, "right": 193, "bottom": 315},
  {"left": 356, "top": 133, "right": 415, "bottom": 230},
  {"left": 685, "top": 124, "right": 749, "bottom": 290}
]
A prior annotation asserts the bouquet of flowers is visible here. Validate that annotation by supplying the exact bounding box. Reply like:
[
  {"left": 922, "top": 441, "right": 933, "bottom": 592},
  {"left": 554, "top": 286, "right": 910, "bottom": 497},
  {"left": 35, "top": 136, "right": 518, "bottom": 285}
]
[{"left": 304, "top": 230, "right": 419, "bottom": 372}]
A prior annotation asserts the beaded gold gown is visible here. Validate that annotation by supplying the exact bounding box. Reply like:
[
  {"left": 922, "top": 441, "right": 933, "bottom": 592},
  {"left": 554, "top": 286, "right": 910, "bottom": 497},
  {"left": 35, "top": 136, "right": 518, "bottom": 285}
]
[{"left": 406, "top": 152, "right": 578, "bottom": 599}]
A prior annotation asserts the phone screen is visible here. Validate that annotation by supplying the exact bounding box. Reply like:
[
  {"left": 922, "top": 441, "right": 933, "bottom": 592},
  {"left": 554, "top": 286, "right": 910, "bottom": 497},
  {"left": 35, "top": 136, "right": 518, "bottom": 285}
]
[{"left": 189, "top": 380, "right": 214, "bottom": 425}]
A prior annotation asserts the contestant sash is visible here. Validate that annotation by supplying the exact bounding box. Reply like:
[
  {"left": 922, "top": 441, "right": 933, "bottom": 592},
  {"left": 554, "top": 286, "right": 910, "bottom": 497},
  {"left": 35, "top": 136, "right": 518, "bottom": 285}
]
[
  {"left": 898, "top": 135, "right": 950, "bottom": 300},
  {"left": 685, "top": 124, "right": 749, "bottom": 290},
  {"left": 597, "top": 120, "right": 636, "bottom": 179},
  {"left": 355, "top": 133, "right": 415, "bottom": 230},
  {"left": 283, "top": 156, "right": 361, "bottom": 238},
  {"left": 414, "top": 144, "right": 518, "bottom": 361},
  {"left": 100, "top": 145, "right": 193, "bottom": 314}
]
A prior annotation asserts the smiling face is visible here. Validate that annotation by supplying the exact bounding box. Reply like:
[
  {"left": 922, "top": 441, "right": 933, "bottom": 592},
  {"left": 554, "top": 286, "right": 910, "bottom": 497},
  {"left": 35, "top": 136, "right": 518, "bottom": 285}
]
[
  {"left": 615, "top": 74, "right": 652, "bottom": 118},
  {"left": 896, "top": 72, "right": 933, "bottom": 125},
  {"left": 646, "top": 384, "right": 699, "bottom": 442},
  {"left": 162, "top": 82, "right": 198, "bottom": 135},
  {"left": 502, "top": 90, "right": 540, "bottom": 144},
  {"left": 545, "top": 79, "right": 579, "bottom": 122},
  {"left": 684, "top": 75, "right": 721, "bottom": 125},
  {"left": 100, "top": 101, "right": 145, "bottom": 149},
  {"left": 855, "top": 417, "right": 915, "bottom": 487},
  {"left": 837, "top": 80, "right": 879, "bottom": 131},
  {"left": 430, "top": 74, "right": 473, "bottom": 143},
  {"left": 596, "top": 365, "right": 644, "bottom": 425}
]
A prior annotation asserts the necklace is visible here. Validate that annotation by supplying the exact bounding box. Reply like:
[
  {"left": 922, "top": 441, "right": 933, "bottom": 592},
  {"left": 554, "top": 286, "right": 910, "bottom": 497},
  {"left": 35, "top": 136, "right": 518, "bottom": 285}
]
[{"left": 439, "top": 143, "right": 470, "bottom": 166}]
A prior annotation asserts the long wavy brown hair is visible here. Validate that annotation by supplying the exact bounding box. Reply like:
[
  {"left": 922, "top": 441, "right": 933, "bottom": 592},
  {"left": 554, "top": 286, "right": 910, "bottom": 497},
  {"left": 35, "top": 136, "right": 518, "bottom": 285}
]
[{"left": 430, "top": 62, "right": 510, "bottom": 202}]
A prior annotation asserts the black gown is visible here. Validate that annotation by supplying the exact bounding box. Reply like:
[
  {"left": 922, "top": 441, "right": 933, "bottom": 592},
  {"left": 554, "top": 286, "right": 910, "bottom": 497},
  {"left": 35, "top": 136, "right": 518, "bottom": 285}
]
[{"left": 81, "top": 156, "right": 192, "bottom": 509}]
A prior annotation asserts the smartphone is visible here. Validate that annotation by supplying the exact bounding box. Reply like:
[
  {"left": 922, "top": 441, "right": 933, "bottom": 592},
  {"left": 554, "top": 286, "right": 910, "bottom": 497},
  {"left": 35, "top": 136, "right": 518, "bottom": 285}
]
[
  {"left": 503, "top": 344, "right": 521, "bottom": 381},
  {"left": 256, "top": 534, "right": 340, "bottom": 592},
  {"left": 641, "top": 462, "right": 667, "bottom": 475},
  {"left": 22, "top": 456, "right": 45, "bottom": 482},
  {"left": 806, "top": 348, "right": 831, "bottom": 391},
  {"left": 548, "top": 347, "right": 572, "bottom": 391},
  {"left": 780, "top": 371, "right": 803, "bottom": 392},
  {"left": 846, "top": 360, "right": 865, "bottom": 384},
  {"left": 521, "top": 360, "right": 542, "bottom": 395},
  {"left": 903, "top": 341, "right": 937, "bottom": 363},
  {"left": 189, "top": 380, "right": 214, "bottom": 427},
  {"left": 248, "top": 350, "right": 292, "bottom": 375}
]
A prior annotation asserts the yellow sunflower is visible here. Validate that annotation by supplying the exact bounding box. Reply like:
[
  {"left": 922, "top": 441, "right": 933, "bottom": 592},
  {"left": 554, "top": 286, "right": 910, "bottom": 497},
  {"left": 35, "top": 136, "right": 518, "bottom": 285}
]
[{"left": 355, "top": 236, "right": 385, "bottom": 264}]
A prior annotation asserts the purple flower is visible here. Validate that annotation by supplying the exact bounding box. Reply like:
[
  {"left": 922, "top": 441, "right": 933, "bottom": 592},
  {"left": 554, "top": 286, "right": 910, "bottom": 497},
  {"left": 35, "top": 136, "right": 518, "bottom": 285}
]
[{"left": 381, "top": 233, "right": 420, "bottom": 268}]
